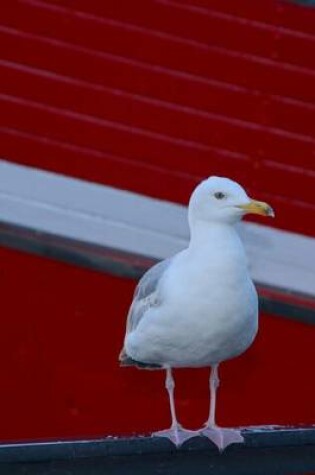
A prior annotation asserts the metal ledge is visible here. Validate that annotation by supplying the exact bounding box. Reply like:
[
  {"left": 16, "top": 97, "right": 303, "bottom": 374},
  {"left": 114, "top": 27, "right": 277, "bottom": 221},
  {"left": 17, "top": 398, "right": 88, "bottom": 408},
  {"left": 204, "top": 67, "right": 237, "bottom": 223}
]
[{"left": 0, "top": 427, "right": 315, "bottom": 474}]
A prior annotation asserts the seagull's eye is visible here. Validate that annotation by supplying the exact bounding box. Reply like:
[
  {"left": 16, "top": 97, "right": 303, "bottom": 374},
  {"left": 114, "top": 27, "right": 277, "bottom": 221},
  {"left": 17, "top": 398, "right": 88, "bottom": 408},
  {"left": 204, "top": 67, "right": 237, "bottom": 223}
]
[{"left": 214, "top": 191, "right": 226, "bottom": 200}]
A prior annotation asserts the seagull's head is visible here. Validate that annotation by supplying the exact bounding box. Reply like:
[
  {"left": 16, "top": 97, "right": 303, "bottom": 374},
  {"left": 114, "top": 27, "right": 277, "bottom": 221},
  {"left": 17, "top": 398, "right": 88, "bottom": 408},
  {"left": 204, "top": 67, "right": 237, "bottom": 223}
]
[{"left": 189, "top": 176, "right": 274, "bottom": 226}]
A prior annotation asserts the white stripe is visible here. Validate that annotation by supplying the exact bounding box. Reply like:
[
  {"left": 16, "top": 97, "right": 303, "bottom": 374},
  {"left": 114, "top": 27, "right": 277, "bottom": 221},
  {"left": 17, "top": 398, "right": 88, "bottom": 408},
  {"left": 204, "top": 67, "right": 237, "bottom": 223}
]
[{"left": 1, "top": 159, "right": 314, "bottom": 297}]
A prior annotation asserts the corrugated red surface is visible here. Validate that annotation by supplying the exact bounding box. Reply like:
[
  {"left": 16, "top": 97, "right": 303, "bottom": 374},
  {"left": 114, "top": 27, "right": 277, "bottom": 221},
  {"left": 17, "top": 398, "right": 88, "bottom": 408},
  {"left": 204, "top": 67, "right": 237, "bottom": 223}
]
[
  {"left": 0, "top": 245, "right": 314, "bottom": 441},
  {"left": 1, "top": 0, "right": 315, "bottom": 236}
]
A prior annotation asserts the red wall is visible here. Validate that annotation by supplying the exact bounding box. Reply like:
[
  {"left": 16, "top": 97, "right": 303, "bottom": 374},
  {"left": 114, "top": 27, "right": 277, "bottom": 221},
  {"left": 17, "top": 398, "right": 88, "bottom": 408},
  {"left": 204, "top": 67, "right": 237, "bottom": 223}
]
[
  {"left": 1, "top": 0, "right": 315, "bottom": 236},
  {"left": 0, "top": 245, "right": 314, "bottom": 442}
]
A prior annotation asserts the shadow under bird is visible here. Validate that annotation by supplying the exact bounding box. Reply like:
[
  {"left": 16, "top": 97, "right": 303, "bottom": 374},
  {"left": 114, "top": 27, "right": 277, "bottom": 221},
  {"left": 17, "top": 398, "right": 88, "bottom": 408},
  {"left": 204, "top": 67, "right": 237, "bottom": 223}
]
[{"left": 119, "top": 176, "right": 274, "bottom": 451}]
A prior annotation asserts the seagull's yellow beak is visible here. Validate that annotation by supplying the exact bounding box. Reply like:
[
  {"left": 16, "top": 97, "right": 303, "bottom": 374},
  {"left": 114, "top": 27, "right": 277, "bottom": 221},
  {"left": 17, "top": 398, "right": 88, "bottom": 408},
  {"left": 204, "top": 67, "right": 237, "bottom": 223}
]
[{"left": 237, "top": 199, "right": 275, "bottom": 217}]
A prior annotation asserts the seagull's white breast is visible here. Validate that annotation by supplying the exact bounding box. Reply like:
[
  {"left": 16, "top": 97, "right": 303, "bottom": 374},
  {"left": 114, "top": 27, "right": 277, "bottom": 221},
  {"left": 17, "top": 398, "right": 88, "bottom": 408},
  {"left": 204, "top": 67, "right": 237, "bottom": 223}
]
[{"left": 126, "top": 229, "right": 258, "bottom": 367}]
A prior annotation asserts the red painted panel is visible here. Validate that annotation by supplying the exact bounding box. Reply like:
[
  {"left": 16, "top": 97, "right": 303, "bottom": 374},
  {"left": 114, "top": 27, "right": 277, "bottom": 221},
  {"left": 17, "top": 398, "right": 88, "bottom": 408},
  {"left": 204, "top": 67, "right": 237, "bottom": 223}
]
[
  {"left": 0, "top": 246, "right": 314, "bottom": 441},
  {"left": 259, "top": 160, "right": 315, "bottom": 204},
  {"left": 0, "top": 60, "right": 267, "bottom": 129},
  {"left": 1, "top": 63, "right": 314, "bottom": 173},
  {"left": 0, "top": 30, "right": 265, "bottom": 123},
  {"left": 180, "top": 0, "right": 315, "bottom": 34},
  {"left": 17, "top": 0, "right": 277, "bottom": 60},
  {"left": 2, "top": 3, "right": 315, "bottom": 100},
  {"left": 1, "top": 95, "right": 257, "bottom": 179},
  {"left": 267, "top": 96, "right": 315, "bottom": 137},
  {"left": 1, "top": 24, "right": 314, "bottom": 117},
  {"left": 1, "top": 54, "right": 314, "bottom": 139},
  {"left": 38, "top": 0, "right": 315, "bottom": 69},
  {"left": 34, "top": 0, "right": 280, "bottom": 31}
]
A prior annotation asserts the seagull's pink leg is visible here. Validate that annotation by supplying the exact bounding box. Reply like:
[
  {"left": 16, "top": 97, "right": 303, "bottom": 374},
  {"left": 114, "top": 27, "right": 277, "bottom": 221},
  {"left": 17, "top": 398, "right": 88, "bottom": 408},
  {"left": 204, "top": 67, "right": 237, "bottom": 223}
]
[
  {"left": 152, "top": 368, "right": 198, "bottom": 447},
  {"left": 201, "top": 364, "right": 244, "bottom": 451}
]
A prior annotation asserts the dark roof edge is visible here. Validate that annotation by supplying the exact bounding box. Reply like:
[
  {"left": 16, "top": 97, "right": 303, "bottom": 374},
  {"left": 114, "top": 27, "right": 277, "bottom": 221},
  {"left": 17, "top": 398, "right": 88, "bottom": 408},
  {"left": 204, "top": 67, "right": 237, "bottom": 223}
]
[
  {"left": 0, "top": 427, "right": 315, "bottom": 475},
  {"left": 1, "top": 220, "right": 314, "bottom": 325}
]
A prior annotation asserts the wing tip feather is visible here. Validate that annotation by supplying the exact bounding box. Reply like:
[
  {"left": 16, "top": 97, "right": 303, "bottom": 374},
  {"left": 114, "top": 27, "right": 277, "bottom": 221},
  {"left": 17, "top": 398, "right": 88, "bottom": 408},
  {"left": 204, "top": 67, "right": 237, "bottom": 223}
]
[{"left": 118, "top": 348, "right": 162, "bottom": 370}]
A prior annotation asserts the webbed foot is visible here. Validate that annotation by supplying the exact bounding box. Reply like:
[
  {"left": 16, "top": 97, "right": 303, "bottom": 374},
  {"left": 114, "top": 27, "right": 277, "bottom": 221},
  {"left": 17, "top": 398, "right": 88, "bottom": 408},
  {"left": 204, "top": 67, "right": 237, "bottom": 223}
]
[
  {"left": 153, "top": 424, "right": 199, "bottom": 447},
  {"left": 201, "top": 425, "right": 244, "bottom": 451}
]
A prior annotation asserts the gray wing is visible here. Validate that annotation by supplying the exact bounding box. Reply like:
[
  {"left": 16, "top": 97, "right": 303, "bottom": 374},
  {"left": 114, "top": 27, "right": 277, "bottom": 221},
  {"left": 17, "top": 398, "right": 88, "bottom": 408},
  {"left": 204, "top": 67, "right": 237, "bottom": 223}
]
[{"left": 125, "top": 257, "right": 172, "bottom": 334}]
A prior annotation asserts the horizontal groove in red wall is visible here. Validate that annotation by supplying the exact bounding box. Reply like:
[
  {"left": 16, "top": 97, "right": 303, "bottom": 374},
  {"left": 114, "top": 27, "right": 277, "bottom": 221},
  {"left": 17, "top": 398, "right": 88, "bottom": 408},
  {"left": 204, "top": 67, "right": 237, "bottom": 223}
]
[
  {"left": 35, "top": 0, "right": 315, "bottom": 37},
  {"left": 32, "top": 0, "right": 315, "bottom": 70},
  {"left": 1, "top": 60, "right": 314, "bottom": 147},
  {"left": 2, "top": 57, "right": 315, "bottom": 140},
  {"left": 32, "top": 0, "right": 279, "bottom": 28},
  {"left": 258, "top": 160, "right": 315, "bottom": 204},
  {"left": 266, "top": 96, "right": 315, "bottom": 137},
  {"left": 1, "top": 88, "right": 313, "bottom": 175},
  {"left": 1, "top": 94, "right": 258, "bottom": 177},
  {"left": 175, "top": 0, "right": 315, "bottom": 35},
  {"left": 1, "top": 26, "right": 315, "bottom": 107},
  {"left": 2, "top": 33, "right": 314, "bottom": 145},
  {"left": 0, "top": 27, "right": 272, "bottom": 103},
  {"left": 2, "top": 5, "right": 315, "bottom": 103},
  {"left": 0, "top": 58, "right": 267, "bottom": 127},
  {"left": 2, "top": 34, "right": 315, "bottom": 141}
]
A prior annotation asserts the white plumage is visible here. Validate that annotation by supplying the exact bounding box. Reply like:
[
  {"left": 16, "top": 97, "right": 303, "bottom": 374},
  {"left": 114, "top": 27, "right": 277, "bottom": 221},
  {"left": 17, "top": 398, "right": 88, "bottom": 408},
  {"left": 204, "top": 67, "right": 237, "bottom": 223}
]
[{"left": 120, "top": 176, "right": 274, "bottom": 450}]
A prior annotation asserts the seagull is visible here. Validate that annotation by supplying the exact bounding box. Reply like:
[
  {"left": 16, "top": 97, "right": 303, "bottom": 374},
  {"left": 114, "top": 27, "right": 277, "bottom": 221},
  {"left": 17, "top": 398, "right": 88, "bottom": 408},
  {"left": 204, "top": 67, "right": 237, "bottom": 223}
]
[{"left": 119, "top": 177, "right": 274, "bottom": 451}]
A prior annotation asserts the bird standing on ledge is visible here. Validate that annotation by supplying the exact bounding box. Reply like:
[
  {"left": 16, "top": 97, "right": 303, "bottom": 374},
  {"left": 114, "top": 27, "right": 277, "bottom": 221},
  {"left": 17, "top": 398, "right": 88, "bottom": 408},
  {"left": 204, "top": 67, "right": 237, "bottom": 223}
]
[{"left": 119, "top": 177, "right": 274, "bottom": 451}]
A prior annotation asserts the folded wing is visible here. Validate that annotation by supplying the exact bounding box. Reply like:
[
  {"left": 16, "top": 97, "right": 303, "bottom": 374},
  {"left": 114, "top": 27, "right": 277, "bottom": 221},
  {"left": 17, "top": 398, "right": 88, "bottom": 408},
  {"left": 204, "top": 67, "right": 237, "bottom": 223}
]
[{"left": 119, "top": 258, "right": 172, "bottom": 368}]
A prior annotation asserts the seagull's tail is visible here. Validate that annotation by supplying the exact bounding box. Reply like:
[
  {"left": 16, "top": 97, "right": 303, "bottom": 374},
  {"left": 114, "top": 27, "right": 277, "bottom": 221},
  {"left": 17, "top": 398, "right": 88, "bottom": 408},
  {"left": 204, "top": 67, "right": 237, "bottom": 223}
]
[{"left": 119, "top": 347, "right": 162, "bottom": 370}]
